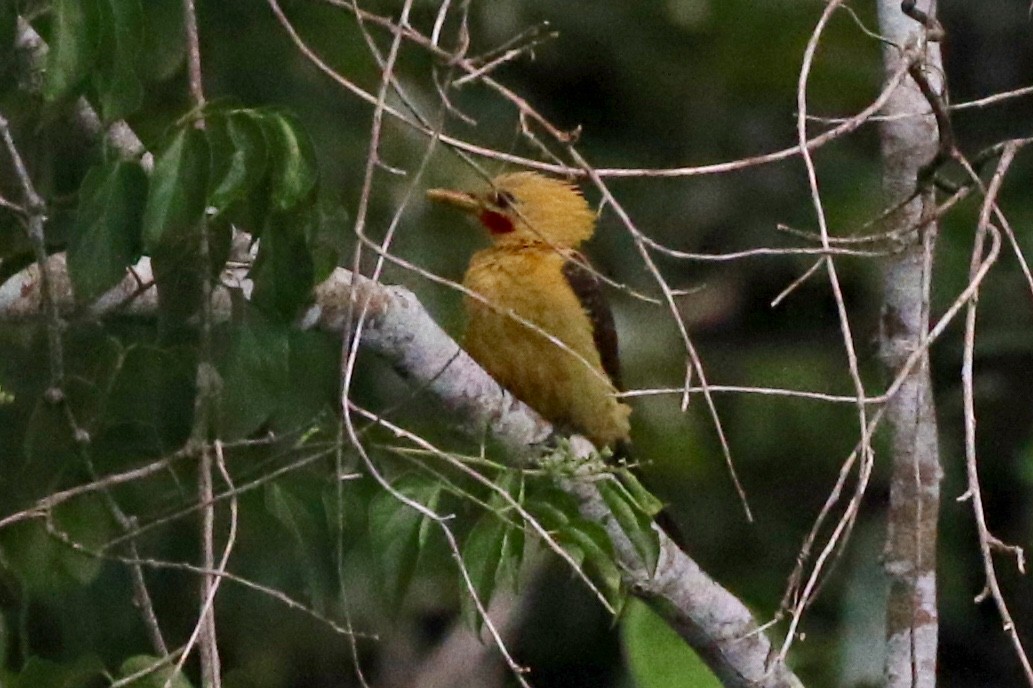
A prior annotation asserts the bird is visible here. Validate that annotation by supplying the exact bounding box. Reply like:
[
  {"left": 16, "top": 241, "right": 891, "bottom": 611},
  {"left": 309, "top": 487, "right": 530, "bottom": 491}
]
[{"left": 426, "top": 171, "right": 631, "bottom": 453}]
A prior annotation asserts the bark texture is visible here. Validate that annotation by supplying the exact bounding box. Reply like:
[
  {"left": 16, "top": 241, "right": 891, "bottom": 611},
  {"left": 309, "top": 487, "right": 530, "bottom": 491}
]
[{"left": 875, "top": 2, "right": 944, "bottom": 687}]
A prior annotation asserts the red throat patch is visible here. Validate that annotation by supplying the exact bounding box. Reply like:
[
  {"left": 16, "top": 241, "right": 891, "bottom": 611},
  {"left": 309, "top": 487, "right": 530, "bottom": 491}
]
[{"left": 479, "top": 210, "right": 515, "bottom": 235}]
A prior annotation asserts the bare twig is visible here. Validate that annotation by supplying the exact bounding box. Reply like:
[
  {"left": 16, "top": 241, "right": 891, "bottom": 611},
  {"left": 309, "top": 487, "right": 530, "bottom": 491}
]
[
  {"left": 180, "top": 1, "right": 221, "bottom": 685},
  {"left": 959, "top": 142, "right": 1033, "bottom": 685}
]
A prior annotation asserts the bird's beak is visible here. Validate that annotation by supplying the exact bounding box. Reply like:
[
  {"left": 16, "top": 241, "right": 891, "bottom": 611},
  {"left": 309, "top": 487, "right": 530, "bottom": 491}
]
[{"left": 426, "top": 187, "right": 480, "bottom": 214}]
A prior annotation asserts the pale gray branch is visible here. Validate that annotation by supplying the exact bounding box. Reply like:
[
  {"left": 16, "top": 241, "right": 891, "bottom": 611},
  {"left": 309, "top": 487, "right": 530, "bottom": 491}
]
[
  {"left": 0, "top": 255, "right": 803, "bottom": 688},
  {"left": 875, "top": 2, "right": 944, "bottom": 687}
]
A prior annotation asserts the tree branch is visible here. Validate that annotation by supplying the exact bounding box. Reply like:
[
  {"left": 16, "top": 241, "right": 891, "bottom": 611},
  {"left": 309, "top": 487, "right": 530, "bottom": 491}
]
[
  {"left": 0, "top": 255, "right": 804, "bottom": 688},
  {"left": 875, "top": 2, "right": 944, "bottom": 687}
]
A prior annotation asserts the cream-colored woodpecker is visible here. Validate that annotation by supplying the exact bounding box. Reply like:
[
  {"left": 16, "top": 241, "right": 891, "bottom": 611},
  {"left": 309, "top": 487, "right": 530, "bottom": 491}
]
[{"left": 427, "top": 172, "right": 631, "bottom": 451}]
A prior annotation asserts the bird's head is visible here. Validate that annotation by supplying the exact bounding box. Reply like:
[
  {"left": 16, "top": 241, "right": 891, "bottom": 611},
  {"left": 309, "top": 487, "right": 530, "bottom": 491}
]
[{"left": 427, "top": 172, "right": 595, "bottom": 248}]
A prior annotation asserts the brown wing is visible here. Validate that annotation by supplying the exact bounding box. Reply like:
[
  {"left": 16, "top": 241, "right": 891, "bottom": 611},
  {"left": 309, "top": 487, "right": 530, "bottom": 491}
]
[{"left": 561, "top": 254, "right": 622, "bottom": 391}]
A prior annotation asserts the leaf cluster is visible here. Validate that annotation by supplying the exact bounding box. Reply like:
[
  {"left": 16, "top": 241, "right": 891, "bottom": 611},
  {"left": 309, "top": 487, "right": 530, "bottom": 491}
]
[{"left": 367, "top": 456, "right": 666, "bottom": 636}]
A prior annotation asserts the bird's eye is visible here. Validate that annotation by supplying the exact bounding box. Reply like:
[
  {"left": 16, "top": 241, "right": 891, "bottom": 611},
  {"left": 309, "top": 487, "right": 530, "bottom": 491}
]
[{"left": 491, "top": 190, "right": 516, "bottom": 210}]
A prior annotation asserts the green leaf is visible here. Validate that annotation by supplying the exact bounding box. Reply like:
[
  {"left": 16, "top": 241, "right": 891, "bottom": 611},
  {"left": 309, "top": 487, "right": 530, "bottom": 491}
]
[
  {"left": 307, "top": 192, "right": 348, "bottom": 283},
  {"left": 599, "top": 476, "right": 660, "bottom": 573},
  {"left": 207, "top": 112, "right": 268, "bottom": 217},
  {"left": 100, "top": 345, "right": 195, "bottom": 446},
  {"left": 68, "top": 160, "right": 147, "bottom": 302},
  {"left": 275, "top": 329, "right": 339, "bottom": 431},
  {"left": 93, "top": 0, "right": 144, "bottom": 121},
  {"left": 368, "top": 474, "right": 441, "bottom": 610},
  {"left": 117, "top": 655, "right": 194, "bottom": 688},
  {"left": 622, "top": 598, "right": 721, "bottom": 688},
  {"left": 0, "top": 496, "right": 115, "bottom": 593},
  {"left": 219, "top": 307, "right": 289, "bottom": 439},
  {"left": 264, "top": 482, "right": 332, "bottom": 611},
  {"left": 138, "top": 0, "right": 185, "bottom": 82},
  {"left": 52, "top": 495, "right": 116, "bottom": 584},
  {"left": 525, "top": 484, "right": 581, "bottom": 531},
  {"left": 460, "top": 513, "right": 507, "bottom": 634},
  {"left": 11, "top": 655, "right": 106, "bottom": 688},
  {"left": 142, "top": 126, "right": 210, "bottom": 253},
  {"left": 249, "top": 217, "right": 314, "bottom": 320},
  {"left": 23, "top": 396, "right": 77, "bottom": 468},
  {"left": 527, "top": 485, "right": 622, "bottom": 608},
  {"left": 615, "top": 467, "right": 665, "bottom": 517},
  {"left": 43, "top": 0, "right": 102, "bottom": 102},
  {"left": 495, "top": 472, "right": 525, "bottom": 588},
  {"left": 557, "top": 517, "right": 620, "bottom": 598},
  {"left": 261, "top": 112, "right": 318, "bottom": 212},
  {"left": 457, "top": 473, "right": 525, "bottom": 632}
]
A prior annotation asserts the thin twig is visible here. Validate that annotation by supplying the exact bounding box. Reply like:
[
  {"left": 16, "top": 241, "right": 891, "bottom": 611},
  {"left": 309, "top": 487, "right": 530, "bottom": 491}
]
[{"left": 959, "top": 142, "right": 1033, "bottom": 686}]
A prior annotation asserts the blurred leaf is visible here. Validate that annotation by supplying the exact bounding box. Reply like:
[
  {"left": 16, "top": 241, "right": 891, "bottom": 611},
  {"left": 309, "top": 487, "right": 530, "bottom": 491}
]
[
  {"left": 10, "top": 655, "right": 105, "bottom": 688},
  {"left": 138, "top": 0, "right": 185, "bottom": 82},
  {"left": 261, "top": 111, "right": 318, "bottom": 212},
  {"left": 368, "top": 474, "right": 441, "bottom": 610},
  {"left": 528, "top": 484, "right": 621, "bottom": 608},
  {"left": 52, "top": 495, "right": 116, "bottom": 584},
  {"left": 0, "top": 2, "right": 16, "bottom": 68},
  {"left": 219, "top": 307, "right": 289, "bottom": 440},
  {"left": 496, "top": 472, "right": 525, "bottom": 588},
  {"left": 208, "top": 111, "right": 268, "bottom": 218},
  {"left": 93, "top": 0, "right": 144, "bottom": 121},
  {"left": 1, "top": 496, "right": 114, "bottom": 593},
  {"left": 615, "top": 467, "right": 664, "bottom": 517},
  {"left": 144, "top": 126, "right": 210, "bottom": 332},
  {"left": 274, "top": 329, "right": 338, "bottom": 431},
  {"left": 43, "top": 0, "right": 101, "bottom": 102},
  {"left": 249, "top": 217, "right": 314, "bottom": 320},
  {"left": 623, "top": 598, "right": 721, "bottom": 688},
  {"left": 67, "top": 160, "right": 147, "bottom": 302},
  {"left": 23, "top": 396, "right": 76, "bottom": 468},
  {"left": 101, "top": 345, "right": 195, "bottom": 449},
  {"left": 307, "top": 192, "right": 348, "bottom": 283},
  {"left": 556, "top": 516, "right": 621, "bottom": 609},
  {"left": 117, "top": 655, "right": 194, "bottom": 688},
  {"left": 458, "top": 473, "right": 525, "bottom": 634},
  {"left": 599, "top": 476, "right": 660, "bottom": 573},
  {"left": 264, "top": 482, "right": 332, "bottom": 611},
  {"left": 460, "top": 511, "right": 506, "bottom": 634},
  {"left": 142, "top": 126, "right": 209, "bottom": 254},
  {"left": 525, "top": 486, "right": 578, "bottom": 531}
]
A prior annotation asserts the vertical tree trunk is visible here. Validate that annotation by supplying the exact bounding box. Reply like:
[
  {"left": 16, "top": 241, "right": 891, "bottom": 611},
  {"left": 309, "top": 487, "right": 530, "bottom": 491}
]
[{"left": 875, "top": 2, "right": 944, "bottom": 687}]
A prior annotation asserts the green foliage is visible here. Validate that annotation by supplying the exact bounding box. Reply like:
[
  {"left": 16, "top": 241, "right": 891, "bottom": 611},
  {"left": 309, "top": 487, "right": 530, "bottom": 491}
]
[
  {"left": 262, "top": 112, "right": 318, "bottom": 213},
  {"left": 622, "top": 598, "right": 720, "bottom": 688},
  {"left": 137, "top": 0, "right": 185, "bottom": 82},
  {"left": 368, "top": 473, "right": 442, "bottom": 610},
  {"left": 526, "top": 483, "right": 622, "bottom": 611},
  {"left": 43, "top": 0, "right": 101, "bottom": 103},
  {"left": 68, "top": 160, "right": 147, "bottom": 302},
  {"left": 6, "top": 1, "right": 1032, "bottom": 686},
  {"left": 0, "top": 2, "right": 16, "bottom": 69},
  {"left": 218, "top": 306, "right": 290, "bottom": 439},
  {"left": 141, "top": 126, "right": 209, "bottom": 254},
  {"left": 43, "top": 0, "right": 149, "bottom": 122},
  {"left": 3, "top": 655, "right": 106, "bottom": 688},
  {"left": 598, "top": 470, "right": 661, "bottom": 573},
  {"left": 264, "top": 482, "right": 334, "bottom": 613},
  {"left": 117, "top": 655, "right": 194, "bottom": 688},
  {"left": 0, "top": 496, "right": 115, "bottom": 593},
  {"left": 459, "top": 471, "right": 524, "bottom": 633},
  {"left": 93, "top": 0, "right": 144, "bottom": 121},
  {"left": 207, "top": 112, "right": 268, "bottom": 220}
]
